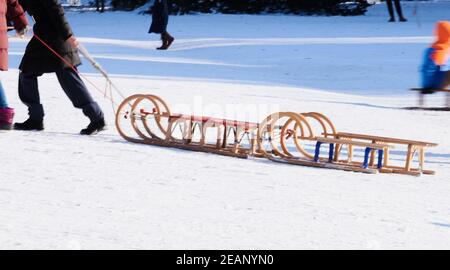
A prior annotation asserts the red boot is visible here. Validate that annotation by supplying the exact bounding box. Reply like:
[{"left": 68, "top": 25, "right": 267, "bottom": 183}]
[{"left": 0, "top": 107, "right": 14, "bottom": 130}]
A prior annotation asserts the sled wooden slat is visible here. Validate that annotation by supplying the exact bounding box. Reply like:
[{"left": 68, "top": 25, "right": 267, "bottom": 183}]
[
  {"left": 384, "top": 166, "right": 435, "bottom": 176},
  {"left": 169, "top": 113, "right": 259, "bottom": 130},
  {"left": 327, "top": 132, "right": 438, "bottom": 147},
  {"left": 316, "top": 137, "right": 393, "bottom": 149}
]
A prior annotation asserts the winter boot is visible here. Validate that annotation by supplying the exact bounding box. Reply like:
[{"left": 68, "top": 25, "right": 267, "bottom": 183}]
[
  {"left": 80, "top": 118, "right": 106, "bottom": 135},
  {"left": 165, "top": 32, "right": 175, "bottom": 49},
  {"left": 0, "top": 107, "right": 14, "bottom": 130},
  {"left": 157, "top": 32, "right": 175, "bottom": 50},
  {"left": 14, "top": 118, "right": 44, "bottom": 131}
]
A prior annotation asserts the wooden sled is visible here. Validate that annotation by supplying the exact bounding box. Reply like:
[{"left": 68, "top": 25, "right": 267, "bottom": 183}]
[
  {"left": 115, "top": 94, "right": 438, "bottom": 176},
  {"left": 115, "top": 94, "right": 260, "bottom": 160},
  {"left": 410, "top": 88, "right": 450, "bottom": 110}
]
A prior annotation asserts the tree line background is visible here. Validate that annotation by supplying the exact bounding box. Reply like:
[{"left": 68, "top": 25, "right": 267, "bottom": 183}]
[{"left": 96, "top": 0, "right": 373, "bottom": 16}]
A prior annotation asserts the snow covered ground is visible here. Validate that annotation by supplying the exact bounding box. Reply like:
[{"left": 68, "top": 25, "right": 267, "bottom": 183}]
[{"left": 1, "top": 2, "right": 450, "bottom": 249}]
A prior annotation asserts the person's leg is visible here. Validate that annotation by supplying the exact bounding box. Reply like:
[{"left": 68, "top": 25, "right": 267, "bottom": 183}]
[
  {"left": 394, "top": 0, "right": 407, "bottom": 21},
  {"left": 0, "top": 80, "right": 15, "bottom": 130},
  {"left": 157, "top": 31, "right": 175, "bottom": 50},
  {"left": 0, "top": 80, "right": 8, "bottom": 108},
  {"left": 157, "top": 33, "right": 165, "bottom": 50},
  {"left": 18, "top": 72, "right": 45, "bottom": 121},
  {"left": 443, "top": 71, "right": 450, "bottom": 89},
  {"left": 164, "top": 31, "right": 175, "bottom": 49},
  {"left": 386, "top": 0, "right": 395, "bottom": 21},
  {"left": 14, "top": 72, "right": 45, "bottom": 130},
  {"left": 444, "top": 72, "right": 450, "bottom": 108},
  {"left": 55, "top": 68, "right": 104, "bottom": 123}
]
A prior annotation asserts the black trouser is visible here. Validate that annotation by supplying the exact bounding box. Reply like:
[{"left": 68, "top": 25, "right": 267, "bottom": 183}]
[
  {"left": 386, "top": 0, "right": 404, "bottom": 19},
  {"left": 444, "top": 71, "right": 450, "bottom": 89},
  {"left": 19, "top": 68, "right": 104, "bottom": 122}
]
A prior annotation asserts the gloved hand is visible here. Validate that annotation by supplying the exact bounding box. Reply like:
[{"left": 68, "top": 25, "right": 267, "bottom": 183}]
[
  {"left": 15, "top": 25, "right": 31, "bottom": 39},
  {"left": 67, "top": 36, "right": 79, "bottom": 48}
]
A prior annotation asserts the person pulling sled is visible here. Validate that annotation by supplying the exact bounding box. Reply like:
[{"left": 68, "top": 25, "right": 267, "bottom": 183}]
[{"left": 14, "top": 0, "right": 105, "bottom": 135}]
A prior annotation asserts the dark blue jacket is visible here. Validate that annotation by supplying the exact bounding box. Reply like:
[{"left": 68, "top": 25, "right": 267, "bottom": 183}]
[
  {"left": 19, "top": 0, "right": 80, "bottom": 73},
  {"left": 149, "top": 0, "right": 169, "bottom": 34}
]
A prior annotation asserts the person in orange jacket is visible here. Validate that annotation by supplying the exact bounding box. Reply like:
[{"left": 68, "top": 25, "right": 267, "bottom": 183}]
[
  {"left": 0, "top": 0, "right": 28, "bottom": 130},
  {"left": 420, "top": 21, "right": 450, "bottom": 92}
]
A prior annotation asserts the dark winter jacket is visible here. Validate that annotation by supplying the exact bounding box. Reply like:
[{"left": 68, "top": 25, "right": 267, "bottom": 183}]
[
  {"left": 149, "top": 0, "right": 169, "bottom": 34},
  {"left": 19, "top": 0, "right": 81, "bottom": 73},
  {"left": 0, "top": 0, "right": 28, "bottom": 71}
]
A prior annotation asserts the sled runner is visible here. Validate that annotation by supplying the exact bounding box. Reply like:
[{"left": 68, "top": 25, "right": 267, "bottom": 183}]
[
  {"left": 115, "top": 94, "right": 438, "bottom": 176},
  {"left": 410, "top": 88, "right": 450, "bottom": 110}
]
